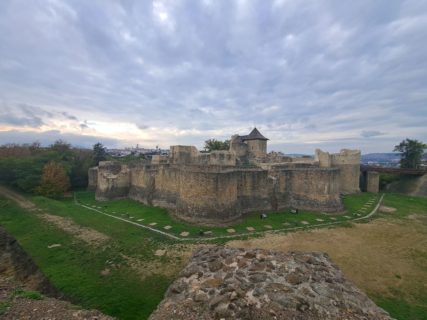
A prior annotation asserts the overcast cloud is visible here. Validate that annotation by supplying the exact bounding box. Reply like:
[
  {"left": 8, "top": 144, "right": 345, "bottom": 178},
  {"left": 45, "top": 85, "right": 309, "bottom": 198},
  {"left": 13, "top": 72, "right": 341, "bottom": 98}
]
[{"left": 0, "top": 0, "right": 426, "bottom": 152}]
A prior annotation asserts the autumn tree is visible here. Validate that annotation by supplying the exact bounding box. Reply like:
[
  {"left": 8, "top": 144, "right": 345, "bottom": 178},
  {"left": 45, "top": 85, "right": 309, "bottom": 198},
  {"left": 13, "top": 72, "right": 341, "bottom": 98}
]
[
  {"left": 393, "top": 138, "right": 427, "bottom": 169},
  {"left": 36, "top": 161, "right": 70, "bottom": 198}
]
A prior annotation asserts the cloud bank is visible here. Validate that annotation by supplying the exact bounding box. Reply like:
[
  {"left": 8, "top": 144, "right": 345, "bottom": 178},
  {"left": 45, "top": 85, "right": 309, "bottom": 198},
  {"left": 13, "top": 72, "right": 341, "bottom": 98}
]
[{"left": 0, "top": 0, "right": 426, "bottom": 153}]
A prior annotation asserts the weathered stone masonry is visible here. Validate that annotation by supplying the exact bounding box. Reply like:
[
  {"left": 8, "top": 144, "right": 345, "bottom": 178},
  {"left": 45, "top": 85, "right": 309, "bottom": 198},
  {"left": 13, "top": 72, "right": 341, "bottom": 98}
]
[{"left": 92, "top": 129, "right": 360, "bottom": 226}]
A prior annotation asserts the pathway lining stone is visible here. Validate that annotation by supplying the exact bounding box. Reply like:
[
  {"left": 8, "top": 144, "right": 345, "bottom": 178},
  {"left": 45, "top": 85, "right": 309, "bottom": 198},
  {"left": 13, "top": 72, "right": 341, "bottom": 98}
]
[{"left": 154, "top": 249, "right": 166, "bottom": 256}]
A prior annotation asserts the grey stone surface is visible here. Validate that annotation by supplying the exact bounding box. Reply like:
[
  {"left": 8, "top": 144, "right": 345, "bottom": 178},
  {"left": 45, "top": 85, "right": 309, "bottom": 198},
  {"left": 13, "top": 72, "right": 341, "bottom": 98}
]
[{"left": 149, "top": 247, "right": 391, "bottom": 320}]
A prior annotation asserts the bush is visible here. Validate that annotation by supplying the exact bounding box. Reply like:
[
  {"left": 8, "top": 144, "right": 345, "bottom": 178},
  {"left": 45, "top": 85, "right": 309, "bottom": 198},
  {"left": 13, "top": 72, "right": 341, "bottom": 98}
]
[{"left": 35, "top": 161, "right": 70, "bottom": 198}]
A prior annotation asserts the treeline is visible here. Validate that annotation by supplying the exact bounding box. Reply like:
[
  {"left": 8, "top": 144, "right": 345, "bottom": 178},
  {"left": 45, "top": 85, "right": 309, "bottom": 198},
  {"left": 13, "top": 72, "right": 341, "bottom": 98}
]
[{"left": 0, "top": 140, "right": 107, "bottom": 197}]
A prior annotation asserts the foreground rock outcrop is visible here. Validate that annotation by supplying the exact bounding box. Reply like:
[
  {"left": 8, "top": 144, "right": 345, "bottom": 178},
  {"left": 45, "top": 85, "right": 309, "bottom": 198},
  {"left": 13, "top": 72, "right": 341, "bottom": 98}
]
[{"left": 150, "top": 247, "right": 390, "bottom": 320}]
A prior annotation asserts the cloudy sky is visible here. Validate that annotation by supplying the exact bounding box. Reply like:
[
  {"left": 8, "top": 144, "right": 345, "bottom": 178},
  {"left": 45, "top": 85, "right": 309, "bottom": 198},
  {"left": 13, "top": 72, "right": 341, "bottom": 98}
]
[{"left": 0, "top": 0, "right": 426, "bottom": 153}]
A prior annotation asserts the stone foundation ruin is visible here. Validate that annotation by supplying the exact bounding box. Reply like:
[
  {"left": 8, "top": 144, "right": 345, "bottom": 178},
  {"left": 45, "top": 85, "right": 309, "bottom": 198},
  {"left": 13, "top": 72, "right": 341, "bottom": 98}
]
[
  {"left": 91, "top": 128, "right": 361, "bottom": 225},
  {"left": 149, "top": 247, "right": 390, "bottom": 320}
]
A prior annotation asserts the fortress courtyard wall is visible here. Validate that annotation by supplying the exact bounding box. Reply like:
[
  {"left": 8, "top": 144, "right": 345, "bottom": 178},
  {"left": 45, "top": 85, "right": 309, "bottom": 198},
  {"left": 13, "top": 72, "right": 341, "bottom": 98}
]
[
  {"left": 95, "top": 161, "right": 130, "bottom": 200},
  {"left": 87, "top": 167, "right": 98, "bottom": 191},
  {"left": 286, "top": 168, "right": 343, "bottom": 212},
  {"left": 94, "top": 160, "right": 344, "bottom": 225},
  {"left": 316, "top": 149, "right": 361, "bottom": 194}
]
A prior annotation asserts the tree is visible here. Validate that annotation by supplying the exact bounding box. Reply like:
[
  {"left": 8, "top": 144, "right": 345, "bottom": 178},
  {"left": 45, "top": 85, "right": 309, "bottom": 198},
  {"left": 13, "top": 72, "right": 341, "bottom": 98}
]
[
  {"left": 93, "top": 142, "right": 107, "bottom": 165},
  {"left": 50, "top": 139, "right": 71, "bottom": 153},
  {"left": 393, "top": 138, "right": 427, "bottom": 169},
  {"left": 36, "top": 161, "right": 70, "bottom": 198},
  {"left": 204, "top": 139, "right": 230, "bottom": 152}
]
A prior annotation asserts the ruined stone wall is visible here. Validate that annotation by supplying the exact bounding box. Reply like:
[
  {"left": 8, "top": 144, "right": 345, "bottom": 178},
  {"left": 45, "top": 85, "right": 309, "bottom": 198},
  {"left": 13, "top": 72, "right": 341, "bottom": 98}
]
[
  {"left": 207, "top": 151, "right": 236, "bottom": 166},
  {"left": 331, "top": 149, "right": 361, "bottom": 194},
  {"left": 94, "top": 161, "right": 344, "bottom": 225},
  {"left": 151, "top": 155, "right": 168, "bottom": 165},
  {"left": 128, "top": 164, "right": 159, "bottom": 206},
  {"left": 170, "top": 145, "right": 236, "bottom": 167},
  {"left": 367, "top": 171, "right": 379, "bottom": 193},
  {"left": 291, "top": 156, "right": 316, "bottom": 164},
  {"left": 285, "top": 168, "right": 343, "bottom": 212},
  {"left": 315, "top": 149, "right": 360, "bottom": 194},
  {"left": 236, "top": 169, "right": 271, "bottom": 213},
  {"left": 87, "top": 167, "right": 98, "bottom": 191},
  {"left": 170, "top": 146, "right": 199, "bottom": 165},
  {"left": 95, "top": 161, "right": 130, "bottom": 200},
  {"left": 175, "top": 168, "right": 240, "bottom": 224},
  {"left": 150, "top": 247, "right": 391, "bottom": 320},
  {"left": 315, "top": 149, "right": 332, "bottom": 167}
]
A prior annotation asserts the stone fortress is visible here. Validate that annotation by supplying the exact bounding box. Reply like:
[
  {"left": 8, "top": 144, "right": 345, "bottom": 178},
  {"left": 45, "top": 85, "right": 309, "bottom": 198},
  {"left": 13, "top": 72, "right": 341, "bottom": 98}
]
[{"left": 88, "top": 128, "right": 361, "bottom": 226}]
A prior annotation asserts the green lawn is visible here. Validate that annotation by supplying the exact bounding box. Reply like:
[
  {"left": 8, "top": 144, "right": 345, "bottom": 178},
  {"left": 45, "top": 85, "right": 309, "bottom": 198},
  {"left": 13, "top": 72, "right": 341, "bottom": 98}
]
[
  {"left": 372, "top": 193, "right": 427, "bottom": 320},
  {"left": 2, "top": 190, "right": 420, "bottom": 320},
  {"left": 74, "top": 191, "right": 380, "bottom": 239},
  {"left": 0, "top": 196, "right": 176, "bottom": 320}
]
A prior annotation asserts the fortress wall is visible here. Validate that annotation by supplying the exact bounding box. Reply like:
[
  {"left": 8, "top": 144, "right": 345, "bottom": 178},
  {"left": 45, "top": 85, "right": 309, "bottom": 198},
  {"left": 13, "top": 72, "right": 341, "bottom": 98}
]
[
  {"left": 290, "top": 157, "right": 316, "bottom": 164},
  {"left": 151, "top": 165, "right": 180, "bottom": 207},
  {"left": 366, "top": 171, "right": 379, "bottom": 193},
  {"left": 237, "top": 170, "right": 271, "bottom": 213},
  {"left": 315, "top": 149, "right": 361, "bottom": 194},
  {"left": 151, "top": 155, "right": 168, "bottom": 165},
  {"left": 207, "top": 151, "right": 236, "bottom": 166},
  {"left": 93, "top": 161, "right": 344, "bottom": 224},
  {"left": 128, "top": 165, "right": 156, "bottom": 205},
  {"left": 315, "top": 149, "right": 331, "bottom": 167},
  {"left": 170, "top": 146, "right": 199, "bottom": 164},
  {"left": 175, "top": 169, "right": 240, "bottom": 224},
  {"left": 87, "top": 167, "right": 98, "bottom": 191},
  {"left": 287, "top": 168, "right": 343, "bottom": 212},
  {"left": 331, "top": 149, "right": 361, "bottom": 194},
  {"left": 95, "top": 161, "right": 130, "bottom": 200}
]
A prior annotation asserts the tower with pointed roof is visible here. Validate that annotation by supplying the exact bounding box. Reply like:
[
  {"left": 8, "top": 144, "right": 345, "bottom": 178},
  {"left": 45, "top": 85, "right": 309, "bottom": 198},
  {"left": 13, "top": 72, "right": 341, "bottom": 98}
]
[{"left": 241, "top": 127, "right": 269, "bottom": 158}]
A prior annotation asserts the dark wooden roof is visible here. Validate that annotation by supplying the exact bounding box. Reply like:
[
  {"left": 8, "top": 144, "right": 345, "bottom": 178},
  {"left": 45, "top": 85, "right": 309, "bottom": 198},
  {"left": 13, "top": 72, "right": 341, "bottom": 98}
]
[{"left": 241, "top": 128, "right": 269, "bottom": 141}]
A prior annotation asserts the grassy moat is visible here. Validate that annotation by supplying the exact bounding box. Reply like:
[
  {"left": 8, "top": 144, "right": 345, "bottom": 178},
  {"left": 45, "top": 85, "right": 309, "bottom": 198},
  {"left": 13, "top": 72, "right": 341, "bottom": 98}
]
[
  {"left": 0, "top": 190, "right": 426, "bottom": 319},
  {"left": 73, "top": 191, "right": 379, "bottom": 239}
]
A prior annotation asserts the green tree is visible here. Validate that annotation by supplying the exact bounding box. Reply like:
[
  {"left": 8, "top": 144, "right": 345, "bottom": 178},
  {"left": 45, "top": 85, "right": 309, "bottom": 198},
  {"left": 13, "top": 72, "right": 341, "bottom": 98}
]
[
  {"left": 50, "top": 139, "right": 71, "bottom": 153},
  {"left": 204, "top": 139, "right": 230, "bottom": 152},
  {"left": 36, "top": 161, "right": 70, "bottom": 198},
  {"left": 393, "top": 138, "right": 427, "bottom": 168},
  {"left": 93, "top": 142, "right": 107, "bottom": 165}
]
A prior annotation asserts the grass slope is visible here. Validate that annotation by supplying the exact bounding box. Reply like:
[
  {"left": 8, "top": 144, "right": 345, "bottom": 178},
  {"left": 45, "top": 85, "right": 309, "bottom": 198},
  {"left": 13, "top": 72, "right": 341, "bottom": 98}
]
[
  {"left": 1, "top": 190, "right": 425, "bottom": 319},
  {"left": 0, "top": 196, "right": 175, "bottom": 319},
  {"left": 75, "top": 191, "right": 378, "bottom": 238}
]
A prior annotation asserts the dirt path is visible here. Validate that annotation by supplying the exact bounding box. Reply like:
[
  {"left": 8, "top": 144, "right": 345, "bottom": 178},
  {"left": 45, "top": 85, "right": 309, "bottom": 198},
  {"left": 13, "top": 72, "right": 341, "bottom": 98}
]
[
  {"left": 0, "top": 186, "right": 109, "bottom": 246},
  {"left": 0, "top": 185, "right": 36, "bottom": 210}
]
